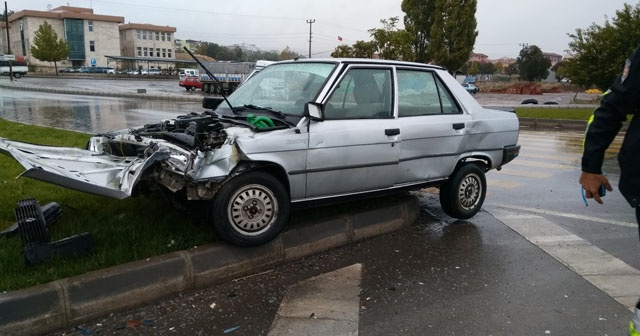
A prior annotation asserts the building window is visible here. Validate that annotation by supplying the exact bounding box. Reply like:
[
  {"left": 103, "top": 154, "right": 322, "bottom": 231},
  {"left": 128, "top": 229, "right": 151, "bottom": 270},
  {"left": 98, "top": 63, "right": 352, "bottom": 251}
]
[
  {"left": 89, "top": 40, "right": 95, "bottom": 52},
  {"left": 156, "top": 48, "right": 160, "bottom": 57},
  {"left": 161, "top": 32, "right": 166, "bottom": 41},
  {"left": 136, "top": 29, "right": 141, "bottom": 39},
  {"left": 167, "top": 33, "right": 171, "bottom": 42},
  {"left": 162, "top": 48, "right": 166, "bottom": 58},
  {"left": 149, "top": 49, "right": 153, "bottom": 57},
  {"left": 155, "top": 32, "right": 160, "bottom": 40},
  {"left": 143, "top": 47, "right": 148, "bottom": 56},
  {"left": 137, "top": 47, "right": 142, "bottom": 56},
  {"left": 168, "top": 50, "right": 172, "bottom": 58},
  {"left": 88, "top": 20, "right": 94, "bottom": 32}
]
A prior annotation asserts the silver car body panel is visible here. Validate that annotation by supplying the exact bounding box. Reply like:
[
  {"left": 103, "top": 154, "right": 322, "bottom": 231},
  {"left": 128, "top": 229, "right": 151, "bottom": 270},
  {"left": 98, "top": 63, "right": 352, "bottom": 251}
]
[{"left": 0, "top": 59, "right": 520, "bottom": 204}]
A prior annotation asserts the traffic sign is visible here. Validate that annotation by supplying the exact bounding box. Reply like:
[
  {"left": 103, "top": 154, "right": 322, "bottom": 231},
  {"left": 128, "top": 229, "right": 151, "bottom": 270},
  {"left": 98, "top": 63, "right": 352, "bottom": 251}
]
[{"left": 0, "top": 54, "right": 15, "bottom": 61}]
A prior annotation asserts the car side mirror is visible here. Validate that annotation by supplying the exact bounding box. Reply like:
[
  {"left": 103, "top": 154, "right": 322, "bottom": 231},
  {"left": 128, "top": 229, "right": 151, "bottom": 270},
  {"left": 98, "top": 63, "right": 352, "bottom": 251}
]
[
  {"left": 202, "top": 97, "right": 224, "bottom": 110},
  {"left": 304, "top": 102, "right": 324, "bottom": 121}
]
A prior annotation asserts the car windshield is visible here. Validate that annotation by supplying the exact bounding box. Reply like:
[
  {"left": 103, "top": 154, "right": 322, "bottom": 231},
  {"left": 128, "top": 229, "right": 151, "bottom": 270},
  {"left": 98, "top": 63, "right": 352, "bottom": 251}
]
[{"left": 227, "top": 62, "right": 337, "bottom": 116}]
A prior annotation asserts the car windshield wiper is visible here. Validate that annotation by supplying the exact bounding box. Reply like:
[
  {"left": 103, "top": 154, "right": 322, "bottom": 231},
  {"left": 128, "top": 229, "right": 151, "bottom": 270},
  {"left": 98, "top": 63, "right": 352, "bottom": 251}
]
[{"left": 235, "top": 104, "right": 288, "bottom": 120}]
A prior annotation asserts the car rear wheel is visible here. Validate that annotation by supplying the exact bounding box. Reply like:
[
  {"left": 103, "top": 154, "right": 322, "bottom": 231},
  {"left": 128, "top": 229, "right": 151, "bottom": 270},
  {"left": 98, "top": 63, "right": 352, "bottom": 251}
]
[
  {"left": 439, "top": 163, "right": 486, "bottom": 219},
  {"left": 210, "top": 171, "right": 290, "bottom": 247}
]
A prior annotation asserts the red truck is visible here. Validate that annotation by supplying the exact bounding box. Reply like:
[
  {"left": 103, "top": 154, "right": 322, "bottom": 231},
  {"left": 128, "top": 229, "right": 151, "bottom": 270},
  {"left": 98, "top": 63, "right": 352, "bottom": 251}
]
[
  {"left": 178, "top": 60, "right": 273, "bottom": 93},
  {"left": 178, "top": 68, "right": 202, "bottom": 91}
]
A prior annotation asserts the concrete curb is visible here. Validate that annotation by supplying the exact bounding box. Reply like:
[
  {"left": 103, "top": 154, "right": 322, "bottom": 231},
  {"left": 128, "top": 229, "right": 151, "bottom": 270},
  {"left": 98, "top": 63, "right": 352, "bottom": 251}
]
[{"left": 0, "top": 196, "right": 420, "bottom": 335}]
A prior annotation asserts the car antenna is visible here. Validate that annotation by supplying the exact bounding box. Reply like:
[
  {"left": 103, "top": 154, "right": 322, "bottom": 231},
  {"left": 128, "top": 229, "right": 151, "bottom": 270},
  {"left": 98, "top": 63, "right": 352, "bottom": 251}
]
[{"left": 182, "top": 46, "right": 234, "bottom": 111}]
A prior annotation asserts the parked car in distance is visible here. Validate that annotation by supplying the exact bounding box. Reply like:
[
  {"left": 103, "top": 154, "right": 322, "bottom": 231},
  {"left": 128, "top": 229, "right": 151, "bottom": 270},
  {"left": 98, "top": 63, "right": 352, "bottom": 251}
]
[
  {"left": 59, "top": 66, "right": 82, "bottom": 73},
  {"left": 0, "top": 58, "right": 520, "bottom": 247},
  {"left": 147, "top": 69, "right": 162, "bottom": 75},
  {"left": 462, "top": 83, "right": 479, "bottom": 94}
]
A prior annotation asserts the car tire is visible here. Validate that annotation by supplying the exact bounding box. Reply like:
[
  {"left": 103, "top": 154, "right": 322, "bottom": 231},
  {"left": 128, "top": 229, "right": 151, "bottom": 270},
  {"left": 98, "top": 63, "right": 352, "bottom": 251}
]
[
  {"left": 439, "top": 163, "right": 486, "bottom": 219},
  {"left": 13, "top": 73, "right": 21, "bottom": 79},
  {"left": 210, "top": 171, "right": 290, "bottom": 247}
]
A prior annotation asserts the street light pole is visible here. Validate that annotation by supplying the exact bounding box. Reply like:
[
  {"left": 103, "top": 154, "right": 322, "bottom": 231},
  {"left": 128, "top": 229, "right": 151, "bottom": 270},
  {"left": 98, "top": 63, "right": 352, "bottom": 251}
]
[{"left": 306, "top": 19, "right": 315, "bottom": 58}]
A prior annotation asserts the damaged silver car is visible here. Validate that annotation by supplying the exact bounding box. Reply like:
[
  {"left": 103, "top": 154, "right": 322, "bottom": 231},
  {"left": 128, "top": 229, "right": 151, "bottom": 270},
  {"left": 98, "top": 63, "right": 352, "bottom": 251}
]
[{"left": 0, "top": 59, "right": 520, "bottom": 246}]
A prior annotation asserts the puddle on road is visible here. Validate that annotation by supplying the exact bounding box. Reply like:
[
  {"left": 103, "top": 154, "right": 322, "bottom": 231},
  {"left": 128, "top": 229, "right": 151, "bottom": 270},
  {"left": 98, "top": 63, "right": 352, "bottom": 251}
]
[{"left": 0, "top": 93, "right": 202, "bottom": 133}]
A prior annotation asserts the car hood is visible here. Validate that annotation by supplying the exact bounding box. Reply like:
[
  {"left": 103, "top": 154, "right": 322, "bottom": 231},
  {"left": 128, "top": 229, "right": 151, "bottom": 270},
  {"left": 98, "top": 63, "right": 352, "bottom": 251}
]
[
  {"left": 0, "top": 137, "right": 175, "bottom": 199},
  {"left": 0, "top": 111, "right": 291, "bottom": 199}
]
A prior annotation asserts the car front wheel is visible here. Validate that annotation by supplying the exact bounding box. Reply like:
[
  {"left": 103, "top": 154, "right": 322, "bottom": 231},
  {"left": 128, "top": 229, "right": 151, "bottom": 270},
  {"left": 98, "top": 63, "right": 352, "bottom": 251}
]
[
  {"left": 439, "top": 163, "right": 486, "bottom": 219},
  {"left": 210, "top": 171, "right": 290, "bottom": 247}
]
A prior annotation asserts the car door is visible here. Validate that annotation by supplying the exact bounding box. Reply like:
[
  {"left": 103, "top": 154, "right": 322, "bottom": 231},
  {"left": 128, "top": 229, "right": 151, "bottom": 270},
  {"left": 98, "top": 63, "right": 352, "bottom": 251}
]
[
  {"left": 305, "top": 67, "right": 400, "bottom": 198},
  {"left": 394, "top": 68, "right": 471, "bottom": 185}
]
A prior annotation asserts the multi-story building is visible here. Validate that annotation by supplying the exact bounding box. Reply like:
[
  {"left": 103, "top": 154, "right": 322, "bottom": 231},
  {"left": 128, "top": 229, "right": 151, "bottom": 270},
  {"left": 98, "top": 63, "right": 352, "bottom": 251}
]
[
  {"left": 2, "top": 6, "right": 124, "bottom": 72},
  {"left": 468, "top": 52, "right": 489, "bottom": 64},
  {"left": 542, "top": 52, "right": 563, "bottom": 66},
  {"left": 118, "top": 23, "right": 176, "bottom": 70}
]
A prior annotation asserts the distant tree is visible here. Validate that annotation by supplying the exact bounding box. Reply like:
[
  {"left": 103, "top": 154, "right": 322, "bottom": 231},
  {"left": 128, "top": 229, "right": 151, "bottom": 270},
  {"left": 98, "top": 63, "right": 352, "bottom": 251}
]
[
  {"left": 564, "top": 3, "right": 640, "bottom": 90},
  {"left": 552, "top": 60, "right": 568, "bottom": 82},
  {"left": 278, "top": 46, "right": 300, "bottom": 60},
  {"left": 30, "top": 21, "right": 69, "bottom": 74},
  {"left": 516, "top": 45, "right": 550, "bottom": 81},
  {"left": 352, "top": 40, "right": 377, "bottom": 58},
  {"left": 506, "top": 63, "right": 519, "bottom": 76},
  {"left": 478, "top": 62, "right": 496, "bottom": 75},
  {"left": 331, "top": 40, "right": 377, "bottom": 59},
  {"left": 401, "top": 0, "right": 436, "bottom": 63},
  {"left": 0, "top": 10, "right": 14, "bottom": 21},
  {"left": 368, "top": 17, "right": 414, "bottom": 60},
  {"left": 468, "top": 62, "right": 479, "bottom": 75},
  {"left": 428, "top": 0, "right": 478, "bottom": 72},
  {"left": 331, "top": 45, "right": 354, "bottom": 58}
]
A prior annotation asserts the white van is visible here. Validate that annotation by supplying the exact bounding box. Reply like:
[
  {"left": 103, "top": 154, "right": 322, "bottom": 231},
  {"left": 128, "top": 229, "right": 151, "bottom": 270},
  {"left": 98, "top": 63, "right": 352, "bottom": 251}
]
[
  {"left": 178, "top": 68, "right": 199, "bottom": 79},
  {"left": 0, "top": 60, "right": 28, "bottom": 78}
]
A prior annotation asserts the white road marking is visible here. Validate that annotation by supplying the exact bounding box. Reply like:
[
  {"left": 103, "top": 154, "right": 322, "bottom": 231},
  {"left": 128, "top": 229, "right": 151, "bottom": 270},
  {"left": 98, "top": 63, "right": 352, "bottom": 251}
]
[
  {"left": 487, "top": 203, "right": 637, "bottom": 228},
  {"left": 489, "top": 209, "right": 640, "bottom": 310},
  {"left": 268, "top": 264, "right": 362, "bottom": 336}
]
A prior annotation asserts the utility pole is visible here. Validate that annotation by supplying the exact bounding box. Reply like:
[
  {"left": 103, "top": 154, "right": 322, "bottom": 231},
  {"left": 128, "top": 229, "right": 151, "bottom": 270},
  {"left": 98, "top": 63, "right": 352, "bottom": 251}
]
[
  {"left": 306, "top": 19, "right": 315, "bottom": 58},
  {"left": 4, "top": 1, "right": 12, "bottom": 81}
]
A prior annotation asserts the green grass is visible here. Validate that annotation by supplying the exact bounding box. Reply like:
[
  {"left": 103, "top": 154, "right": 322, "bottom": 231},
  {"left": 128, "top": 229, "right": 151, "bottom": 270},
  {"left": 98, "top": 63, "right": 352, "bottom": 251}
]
[
  {"left": 514, "top": 107, "right": 594, "bottom": 120},
  {"left": 0, "top": 119, "right": 219, "bottom": 290},
  {"left": 0, "top": 118, "right": 408, "bottom": 291}
]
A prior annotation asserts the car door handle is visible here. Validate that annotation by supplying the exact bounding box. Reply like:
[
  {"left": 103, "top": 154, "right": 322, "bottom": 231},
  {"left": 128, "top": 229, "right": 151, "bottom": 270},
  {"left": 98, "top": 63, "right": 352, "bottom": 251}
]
[
  {"left": 385, "top": 128, "right": 400, "bottom": 136},
  {"left": 452, "top": 123, "right": 465, "bottom": 130}
]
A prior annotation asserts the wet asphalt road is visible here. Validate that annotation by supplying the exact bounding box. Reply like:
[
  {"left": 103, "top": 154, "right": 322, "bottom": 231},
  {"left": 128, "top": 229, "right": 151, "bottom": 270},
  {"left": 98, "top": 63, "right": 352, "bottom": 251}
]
[
  {"left": 45, "top": 198, "right": 633, "bottom": 336},
  {"left": 0, "top": 77, "right": 637, "bottom": 335}
]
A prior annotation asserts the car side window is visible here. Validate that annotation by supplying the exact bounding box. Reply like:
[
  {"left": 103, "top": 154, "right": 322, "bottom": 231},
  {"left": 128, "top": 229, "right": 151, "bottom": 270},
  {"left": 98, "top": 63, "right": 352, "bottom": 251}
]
[
  {"left": 325, "top": 68, "right": 392, "bottom": 119},
  {"left": 397, "top": 69, "right": 461, "bottom": 117}
]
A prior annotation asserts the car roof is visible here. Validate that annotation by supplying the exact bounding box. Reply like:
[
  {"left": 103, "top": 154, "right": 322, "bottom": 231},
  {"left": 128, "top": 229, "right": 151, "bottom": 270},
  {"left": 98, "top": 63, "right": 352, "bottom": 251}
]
[{"left": 277, "top": 58, "right": 446, "bottom": 71}]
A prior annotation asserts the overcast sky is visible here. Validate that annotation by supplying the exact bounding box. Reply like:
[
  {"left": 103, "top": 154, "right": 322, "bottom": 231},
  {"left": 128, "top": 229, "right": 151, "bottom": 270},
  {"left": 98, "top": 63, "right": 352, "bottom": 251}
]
[{"left": 13, "top": 0, "right": 638, "bottom": 59}]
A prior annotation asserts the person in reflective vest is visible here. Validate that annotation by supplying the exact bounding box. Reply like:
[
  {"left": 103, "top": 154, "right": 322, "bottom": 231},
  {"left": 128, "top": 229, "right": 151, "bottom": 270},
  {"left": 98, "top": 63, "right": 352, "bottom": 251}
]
[{"left": 579, "top": 46, "right": 640, "bottom": 336}]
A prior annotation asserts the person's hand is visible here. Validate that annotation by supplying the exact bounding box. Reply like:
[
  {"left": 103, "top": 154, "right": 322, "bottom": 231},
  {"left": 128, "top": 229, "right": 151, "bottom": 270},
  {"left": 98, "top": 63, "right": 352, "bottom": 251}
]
[{"left": 579, "top": 172, "right": 613, "bottom": 204}]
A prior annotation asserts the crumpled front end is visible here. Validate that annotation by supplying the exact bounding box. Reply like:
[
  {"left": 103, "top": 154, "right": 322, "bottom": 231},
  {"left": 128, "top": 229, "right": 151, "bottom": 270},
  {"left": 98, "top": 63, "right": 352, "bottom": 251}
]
[{"left": 0, "top": 113, "right": 250, "bottom": 200}]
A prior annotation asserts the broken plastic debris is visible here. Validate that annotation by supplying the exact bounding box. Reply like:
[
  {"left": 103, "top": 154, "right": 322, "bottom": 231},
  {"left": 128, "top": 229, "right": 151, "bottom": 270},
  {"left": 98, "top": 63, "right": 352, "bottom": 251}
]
[
  {"left": 210, "top": 303, "right": 217, "bottom": 309},
  {"left": 224, "top": 326, "right": 240, "bottom": 333}
]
